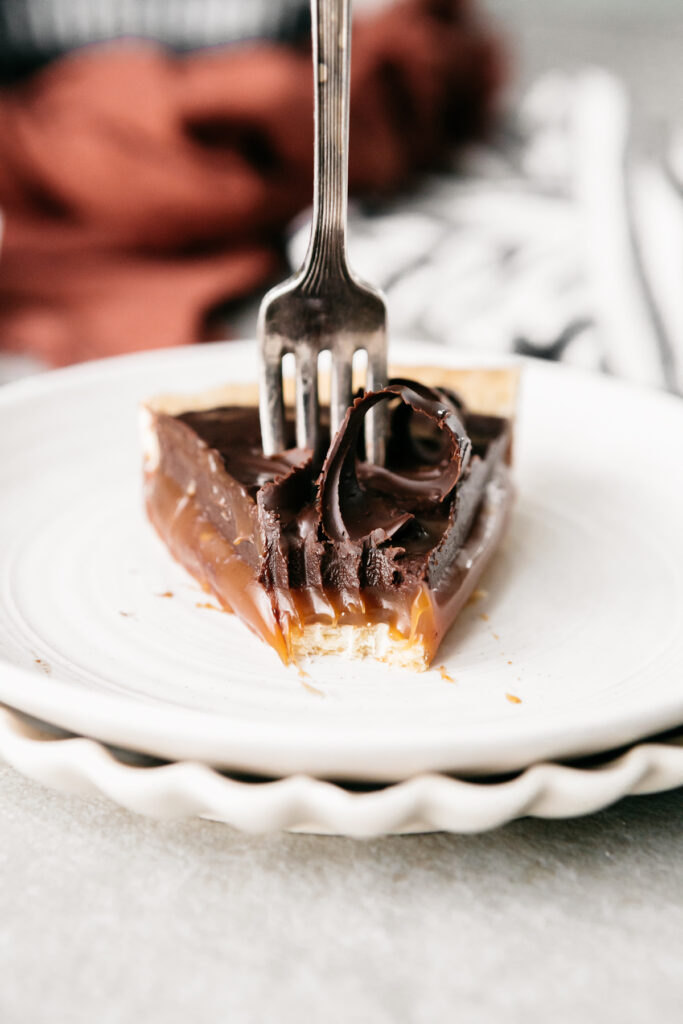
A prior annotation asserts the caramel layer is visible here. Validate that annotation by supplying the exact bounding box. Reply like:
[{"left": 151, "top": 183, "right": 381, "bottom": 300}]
[
  {"left": 145, "top": 468, "right": 289, "bottom": 662},
  {"left": 144, "top": 462, "right": 511, "bottom": 667}
]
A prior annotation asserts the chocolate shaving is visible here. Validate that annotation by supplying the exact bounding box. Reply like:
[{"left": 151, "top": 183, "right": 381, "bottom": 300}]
[{"left": 318, "top": 381, "right": 471, "bottom": 543}]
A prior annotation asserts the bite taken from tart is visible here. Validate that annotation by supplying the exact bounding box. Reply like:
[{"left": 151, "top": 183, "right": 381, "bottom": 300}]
[{"left": 142, "top": 364, "right": 517, "bottom": 672}]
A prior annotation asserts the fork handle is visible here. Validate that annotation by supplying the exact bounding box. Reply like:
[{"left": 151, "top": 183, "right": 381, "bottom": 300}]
[{"left": 303, "top": 0, "right": 352, "bottom": 287}]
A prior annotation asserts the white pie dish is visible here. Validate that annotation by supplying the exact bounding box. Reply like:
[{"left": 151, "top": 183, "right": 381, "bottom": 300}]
[{"left": 1, "top": 707, "right": 681, "bottom": 835}]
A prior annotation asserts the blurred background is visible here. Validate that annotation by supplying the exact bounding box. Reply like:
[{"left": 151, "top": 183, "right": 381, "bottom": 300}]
[{"left": 0, "top": 0, "right": 681, "bottom": 391}]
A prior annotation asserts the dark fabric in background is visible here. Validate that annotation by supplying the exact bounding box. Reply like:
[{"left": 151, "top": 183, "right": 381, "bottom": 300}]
[{"left": 0, "top": 0, "right": 504, "bottom": 364}]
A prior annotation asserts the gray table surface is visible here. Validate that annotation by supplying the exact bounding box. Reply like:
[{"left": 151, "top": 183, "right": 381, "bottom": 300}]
[
  {"left": 0, "top": 767, "right": 681, "bottom": 1023},
  {"left": 2, "top": 5, "right": 682, "bottom": 1022}
]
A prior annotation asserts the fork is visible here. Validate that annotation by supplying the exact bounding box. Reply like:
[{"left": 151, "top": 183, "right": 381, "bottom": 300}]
[{"left": 258, "top": 0, "right": 388, "bottom": 462}]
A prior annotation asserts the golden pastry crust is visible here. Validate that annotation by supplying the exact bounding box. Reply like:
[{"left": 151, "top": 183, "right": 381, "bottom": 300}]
[{"left": 145, "top": 364, "right": 519, "bottom": 418}]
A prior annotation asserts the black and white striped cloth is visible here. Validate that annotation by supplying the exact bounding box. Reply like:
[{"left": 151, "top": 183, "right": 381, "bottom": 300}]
[
  {"left": 290, "top": 69, "right": 683, "bottom": 395},
  {"left": 0, "top": 0, "right": 309, "bottom": 76}
]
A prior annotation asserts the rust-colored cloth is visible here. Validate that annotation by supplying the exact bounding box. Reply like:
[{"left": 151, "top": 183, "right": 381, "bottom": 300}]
[{"left": 0, "top": 0, "right": 503, "bottom": 365}]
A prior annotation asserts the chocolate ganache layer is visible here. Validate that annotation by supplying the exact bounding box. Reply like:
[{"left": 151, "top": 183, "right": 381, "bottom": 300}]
[{"left": 144, "top": 374, "right": 514, "bottom": 670}]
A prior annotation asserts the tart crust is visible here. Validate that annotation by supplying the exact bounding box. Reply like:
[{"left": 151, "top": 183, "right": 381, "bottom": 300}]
[{"left": 142, "top": 364, "right": 518, "bottom": 669}]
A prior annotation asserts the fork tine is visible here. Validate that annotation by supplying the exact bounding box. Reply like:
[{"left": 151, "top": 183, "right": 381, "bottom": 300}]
[
  {"left": 295, "top": 342, "right": 320, "bottom": 451},
  {"left": 366, "top": 335, "right": 387, "bottom": 394},
  {"left": 365, "top": 336, "right": 388, "bottom": 464},
  {"left": 259, "top": 349, "right": 286, "bottom": 456},
  {"left": 330, "top": 341, "right": 354, "bottom": 438}
]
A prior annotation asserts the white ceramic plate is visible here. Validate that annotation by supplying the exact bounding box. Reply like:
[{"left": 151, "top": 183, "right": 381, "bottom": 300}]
[
  {"left": 1, "top": 707, "right": 682, "bottom": 835},
  {"left": 0, "top": 341, "right": 682, "bottom": 781}
]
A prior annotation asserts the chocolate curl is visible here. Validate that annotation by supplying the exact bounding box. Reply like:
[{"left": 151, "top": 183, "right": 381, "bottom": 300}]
[{"left": 319, "top": 381, "right": 471, "bottom": 543}]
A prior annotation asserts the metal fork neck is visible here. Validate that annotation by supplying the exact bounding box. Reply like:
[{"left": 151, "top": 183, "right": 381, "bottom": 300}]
[{"left": 302, "top": 0, "right": 352, "bottom": 287}]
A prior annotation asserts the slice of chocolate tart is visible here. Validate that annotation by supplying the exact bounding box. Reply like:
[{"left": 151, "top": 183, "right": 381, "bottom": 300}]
[{"left": 141, "top": 365, "right": 517, "bottom": 671}]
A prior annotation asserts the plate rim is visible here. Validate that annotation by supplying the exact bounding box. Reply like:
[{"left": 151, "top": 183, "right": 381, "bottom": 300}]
[
  {"left": 1, "top": 341, "right": 682, "bottom": 781},
  {"left": 1, "top": 706, "right": 682, "bottom": 835}
]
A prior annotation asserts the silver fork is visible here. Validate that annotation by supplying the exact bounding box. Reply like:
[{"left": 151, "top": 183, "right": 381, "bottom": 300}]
[{"left": 258, "top": 0, "right": 387, "bottom": 461}]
